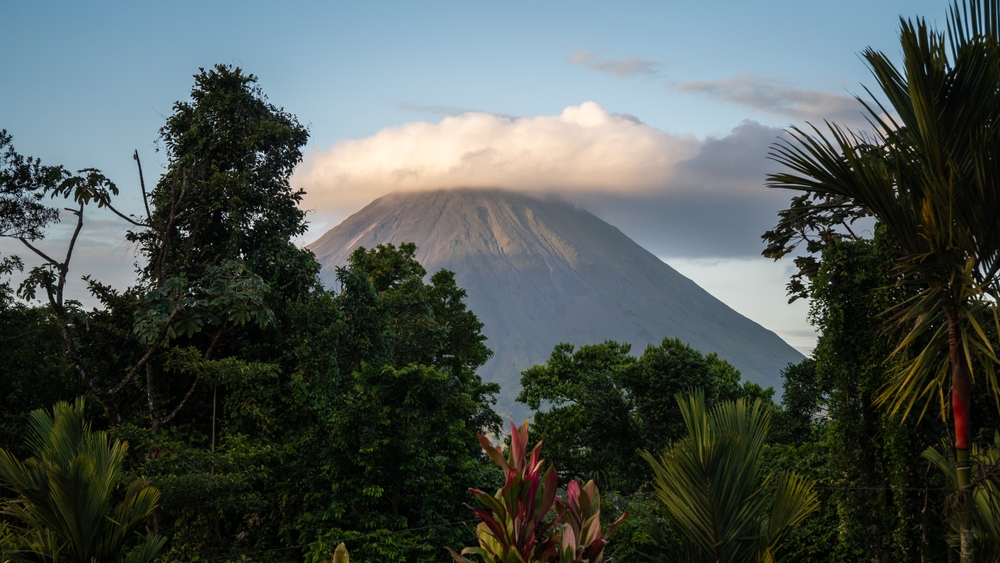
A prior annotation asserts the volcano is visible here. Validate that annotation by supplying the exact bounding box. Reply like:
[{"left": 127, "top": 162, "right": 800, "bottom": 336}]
[{"left": 308, "top": 189, "right": 803, "bottom": 418}]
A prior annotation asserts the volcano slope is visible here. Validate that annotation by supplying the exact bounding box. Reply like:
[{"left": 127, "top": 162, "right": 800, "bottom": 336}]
[{"left": 308, "top": 189, "right": 803, "bottom": 417}]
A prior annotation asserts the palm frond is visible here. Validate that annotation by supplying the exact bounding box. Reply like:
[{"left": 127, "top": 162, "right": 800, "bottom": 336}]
[
  {"left": 643, "top": 391, "right": 818, "bottom": 563},
  {"left": 0, "top": 398, "right": 163, "bottom": 563}
]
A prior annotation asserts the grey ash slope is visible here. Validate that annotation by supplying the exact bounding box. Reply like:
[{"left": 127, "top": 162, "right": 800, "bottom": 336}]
[{"left": 308, "top": 189, "right": 803, "bottom": 418}]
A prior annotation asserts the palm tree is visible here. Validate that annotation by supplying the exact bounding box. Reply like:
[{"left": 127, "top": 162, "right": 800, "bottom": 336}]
[
  {"left": 642, "top": 391, "right": 818, "bottom": 563},
  {"left": 767, "top": 1, "right": 1000, "bottom": 559},
  {"left": 0, "top": 398, "right": 165, "bottom": 563}
]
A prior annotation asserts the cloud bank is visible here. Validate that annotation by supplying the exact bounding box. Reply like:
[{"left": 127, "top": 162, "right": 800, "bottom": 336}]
[
  {"left": 567, "top": 51, "right": 662, "bottom": 78},
  {"left": 295, "top": 101, "right": 698, "bottom": 212},
  {"left": 295, "top": 102, "right": 797, "bottom": 258},
  {"left": 678, "top": 73, "right": 862, "bottom": 122}
]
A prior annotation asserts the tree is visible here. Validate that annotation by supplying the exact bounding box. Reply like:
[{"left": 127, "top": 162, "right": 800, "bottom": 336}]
[
  {"left": 807, "top": 232, "right": 948, "bottom": 562},
  {"left": 642, "top": 391, "right": 818, "bottom": 563},
  {"left": 1, "top": 65, "right": 508, "bottom": 563},
  {"left": 0, "top": 131, "right": 152, "bottom": 405},
  {"left": 517, "top": 341, "right": 639, "bottom": 492},
  {"left": 338, "top": 242, "right": 500, "bottom": 432},
  {"left": 766, "top": 1, "right": 1000, "bottom": 558},
  {"left": 768, "top": 359, "right": 822, "bottom": 445},
  {"left": 518, "top": 338, "right": 773, "bottom": 493},
  {"left": 0, "top": 130, "right": 61, "bottom": 245},
  {"left": 0, "top": 398, "right": 164, "bottom": 563},
  {"left": 4, "top": 66, "right": 317, "bottom": 560},
  {"left": 137, "top": 64, "right": 315, "bottom": 297},
  {"left": 294, "top": 243, "right": 502, "bottom": 563}
]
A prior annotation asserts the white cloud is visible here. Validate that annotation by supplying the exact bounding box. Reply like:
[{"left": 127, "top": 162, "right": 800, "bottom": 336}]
[
  {"left": 293, "top": 104, "right": 803, "bottom": 261},
  {"left": 294, "top": 102, "right": 699, "bottom": 229},
  {"left": 567, "top": 51, "right": 662, "bottom": 78},
  {"left": 678, "top": 73, "right": 862, "bottom": 122}
]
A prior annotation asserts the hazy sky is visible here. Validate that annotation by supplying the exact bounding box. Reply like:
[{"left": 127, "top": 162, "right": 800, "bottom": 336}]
[{"left": 2, "top": 0, "right": 947, "bottom": 354}]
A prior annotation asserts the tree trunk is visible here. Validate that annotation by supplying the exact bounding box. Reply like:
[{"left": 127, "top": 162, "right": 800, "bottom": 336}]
[{"left": 949, "top": 314, "right": 974, "bottom": 563}]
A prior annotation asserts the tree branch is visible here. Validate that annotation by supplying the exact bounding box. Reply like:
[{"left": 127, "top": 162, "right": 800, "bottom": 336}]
[
  {"left": 103, "top": 203, "right": 149, "bottom": 228},
  {"left": 97, "top": 303, "right": 183, "bottom": 397},
  {"left": 152, "top": 375, "right": 200, "bottom": 432},
  {"left": 17, "top": 237, "right": 60, "bottom": 266},
  {"left": 134, "top": 150, "right": 153, "bottom": 223},
  {"left": 841, "top": 220, "right": 860, "bottom": 240},
  {"left": 60, "top": 322, "right": 93, "bottom": 386},
  {"left": 57, "top": 202, "right": 85, "bottom": 308},
  {"left": 157, "top": 174, "right": 187, "bottom": 287},
  {"left": 204, "top": 327, "right": 227, "bottom": 361},
  {"left": 146, "top": 363, "right": 157, "bottom": 427}
]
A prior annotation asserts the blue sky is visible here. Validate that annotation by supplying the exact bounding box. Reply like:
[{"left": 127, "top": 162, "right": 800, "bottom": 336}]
[{"left": 1, "top": 0, "right": 948, "bottom": 352}]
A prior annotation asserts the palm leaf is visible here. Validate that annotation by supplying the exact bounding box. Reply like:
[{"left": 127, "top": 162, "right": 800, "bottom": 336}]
[
  {"left": 0, "top": 398, "right": 163, "bottom": 563},
  {"left": 643, "top": 391, "right": 818, "bottom": 563}
]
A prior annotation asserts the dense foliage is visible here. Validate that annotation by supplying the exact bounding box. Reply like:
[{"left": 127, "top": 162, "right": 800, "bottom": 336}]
[
  {"left": 517, "top": 338, "right": 772, "bottom": 494},
  {"left": 0, "top": 66, "right": 502, "bottom": 563},
  {"left": 765, "top": 1, "right": 1000, "bottom": 558}
]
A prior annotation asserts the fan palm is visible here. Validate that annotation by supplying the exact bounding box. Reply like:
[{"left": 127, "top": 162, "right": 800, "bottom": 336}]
[
  {"left": 0, "top": 398, "right": 164, "bottom": 563},
  {"left": 767, "top": 1, "right": 1000, "bottom": 559},
  {"left": 642, "top": 391, "right": 818, "bottom": 563}
]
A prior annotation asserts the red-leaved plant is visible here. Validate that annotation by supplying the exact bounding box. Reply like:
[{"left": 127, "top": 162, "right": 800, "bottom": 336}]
[
  {"left": 554, "top": 479, "right": 626, "bottom": 563},
  {"left": 447, "top": 420, "right": 626, "bottom": 563}
]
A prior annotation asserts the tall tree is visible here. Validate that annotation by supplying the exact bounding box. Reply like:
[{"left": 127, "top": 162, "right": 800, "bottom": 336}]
[
  {"left": 136, "top": 64, "right": 315, "bottom": 298},
  {"left": 121, "top": 64, "right": 316, "bottom": 432},
  {"left": 810, "top": 232, "right": 947, "bottom": 562},
  {"left": 767, "top": 1, "right": 1000, "bottom": 558},
  {"left": 296, "top": 244, "right": 501, "bottom": 563}
]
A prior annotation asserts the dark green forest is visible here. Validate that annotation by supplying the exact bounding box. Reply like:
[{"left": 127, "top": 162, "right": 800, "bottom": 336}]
[{"left": 7, "top": 2, "right": 1000, "bottom": 562}]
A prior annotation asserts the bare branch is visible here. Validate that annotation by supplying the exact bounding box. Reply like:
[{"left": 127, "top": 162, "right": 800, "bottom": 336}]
[
  {"left": 841, "top": 220, "right": 860, "bottom": 240},
  {"left": 134, "top": 150, "right": 153, "bottom": 223},
  {"left": 43, "top": 279, "right": 59, "bottom": 314},
  {"left": 57, "top": 202, "right": 85, "bottom": 308},
  {"left": 146, "top": 363, "right": 157, "bottom": 427},
  {"left": 204, "top": 327, "right": 226, "bottom": 361},
  {"left": 17, "top": 237, "right": 60, "bottom": 266},
  {"left": 104, "top": 203, "right": 149, "bottom": 228},
  {"left": 98, "top": 303, "right": 183, "bottom": 396},
  {"left": 157, "top": 174, "right": 186, "bottom": 287},
  {"left": 54, "top": 317, "right": 94, "bottom": 390}
]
